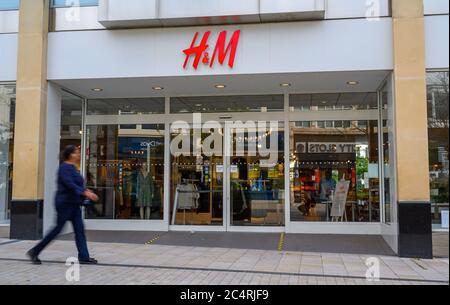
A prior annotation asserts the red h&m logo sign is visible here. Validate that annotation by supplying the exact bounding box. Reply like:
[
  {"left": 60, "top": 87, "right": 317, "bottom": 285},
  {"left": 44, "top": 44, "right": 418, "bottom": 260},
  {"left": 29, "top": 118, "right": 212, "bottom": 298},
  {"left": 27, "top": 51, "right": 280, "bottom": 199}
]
[{"left": 183, "top": 30, "right": 241, "bottom": 70}]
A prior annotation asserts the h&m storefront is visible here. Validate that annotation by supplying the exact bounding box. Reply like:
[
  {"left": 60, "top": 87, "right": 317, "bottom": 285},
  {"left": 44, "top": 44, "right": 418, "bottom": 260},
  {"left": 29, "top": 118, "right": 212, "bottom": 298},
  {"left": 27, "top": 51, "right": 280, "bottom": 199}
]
[
  {"left": 47, "top": 20, "right": 398, "bottom": 235},
  {"left": 2, "top": 0, "right": 449, "bottom": 259}
]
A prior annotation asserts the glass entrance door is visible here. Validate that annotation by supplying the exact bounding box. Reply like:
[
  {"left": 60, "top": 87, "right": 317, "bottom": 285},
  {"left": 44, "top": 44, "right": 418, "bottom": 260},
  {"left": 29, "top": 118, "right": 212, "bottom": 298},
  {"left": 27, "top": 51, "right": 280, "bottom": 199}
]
[
  {"left": 170, "top": 126, "right": 225, "bottom": 227},
  {"left": 226, "top": 122, "right": 286, "bottom": 228},
  {"left": 169, "top": 121, "right": 286, "bottom": 230}
]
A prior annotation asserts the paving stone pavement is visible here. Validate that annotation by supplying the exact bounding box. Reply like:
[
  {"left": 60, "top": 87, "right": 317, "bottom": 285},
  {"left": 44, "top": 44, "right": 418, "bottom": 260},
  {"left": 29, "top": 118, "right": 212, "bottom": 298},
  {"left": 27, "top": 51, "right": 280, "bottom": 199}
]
[
  {"left": 0, "top": 239, "right": 448, "bottom": 285},
  {"left": 0, "top": 226, "right": 9, "bottom": 239},
  {"left": 433, "top": 232, "right": 449, "bottom": 258}
]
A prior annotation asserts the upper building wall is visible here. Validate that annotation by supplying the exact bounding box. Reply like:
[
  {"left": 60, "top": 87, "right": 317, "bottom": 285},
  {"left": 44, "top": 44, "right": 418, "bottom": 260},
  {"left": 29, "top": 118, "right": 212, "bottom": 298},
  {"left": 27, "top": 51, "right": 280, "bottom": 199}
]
[
  {"left": 51, "top": 0, "right": 392, "bottom": 31},
  {"left": 1, "top": 0, "right": 447, "bottom": 33},
  {"left": 425, "top": 15, "right": 449, "bottom": 69},
  {"left": 47, "top": 18, "right": 394, "bottom": 80},
  {"left": 1, "top": 0, "right": 449, "bottom": 34},
  {"left": 423, "top": 0, "right": 449, "bottom": 15},
  {"left": 0, "top": 33, "right": 17, "bottom": 81},
  {"left": 1, "top": 0, "right": 448, "bottom": 82}
]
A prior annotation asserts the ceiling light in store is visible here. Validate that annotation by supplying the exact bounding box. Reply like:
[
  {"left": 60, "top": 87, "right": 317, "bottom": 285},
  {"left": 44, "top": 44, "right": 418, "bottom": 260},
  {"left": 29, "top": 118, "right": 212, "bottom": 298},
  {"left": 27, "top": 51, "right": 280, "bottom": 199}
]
[
  {"left": 215, "top": 84, "right": 226, "bottom": 89},
  {"left": 195, "top": 104, "right": 203, "bottom": 107},
  {"left": 347, "top": 81, "right": 359, "bottom": 85},
  {"left": 91, "top": 88, "right": 103, "bottom": 92},
  {"left": 152, "top": 86, "right": 164, "bottom": 90},
  {"left": 321, "top": 101, "right": 328, "bottom": 104},
  {"left": 280, "top": 83, "right": 291, "bottom": 87}
]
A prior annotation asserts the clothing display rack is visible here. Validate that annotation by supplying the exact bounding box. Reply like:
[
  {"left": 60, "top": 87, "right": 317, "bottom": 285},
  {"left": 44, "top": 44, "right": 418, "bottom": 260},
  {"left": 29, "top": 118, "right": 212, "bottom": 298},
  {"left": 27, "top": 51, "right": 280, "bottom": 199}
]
[{"left": 171, "top": 179, "right": 200, "bottom": 225}]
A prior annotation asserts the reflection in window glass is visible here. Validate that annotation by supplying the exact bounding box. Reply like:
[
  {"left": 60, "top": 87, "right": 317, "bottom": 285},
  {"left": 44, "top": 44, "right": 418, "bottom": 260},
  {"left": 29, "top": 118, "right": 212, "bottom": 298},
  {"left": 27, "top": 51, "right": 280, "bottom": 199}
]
[
  {"left": 51, "top": 0, "right": 98, "bottom": 7},
  {"left": 85, "top": 124, "right": 165, "bottom": 220},
  {"left": 170, "top": 126, "right": 224, "bottom": 226},
  {"left": 230, "top": 122, "right": 285, "bottom": 226},
  {"left": 60, "top": 91, "right": 82, "bottom": 153},
  {"left": 289, "top": 120, "right": 380, "bottom": 223},
  {"left": 87, "top": 98, "right": 165, "bottom": 115},
  {"left": 290, "top": 93, "right": 378, "bottom": 112},
  {"left": 0, "top": 0, "right": 19, "bottom": 10},
  {"left": 427, "top": 72, "right": 449, "bottom": 230},
  {"left": 171, "top": 95, "right": 284, "bottom": 113},
  {"left": 0, "top": 84, "right": 15, "bottom": 223},
  {"left": 380, "top": 81, "right": 395, "bottom": 224}
]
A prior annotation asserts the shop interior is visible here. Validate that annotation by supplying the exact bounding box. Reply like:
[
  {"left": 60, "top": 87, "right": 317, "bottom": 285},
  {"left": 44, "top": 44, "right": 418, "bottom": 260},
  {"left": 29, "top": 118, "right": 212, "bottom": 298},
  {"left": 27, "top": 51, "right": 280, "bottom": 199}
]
[
  {"left": 84, "top": 124, "right": 165, "bottom": 220},
  {"left": 289, "top": 120, "right": 381, "bottom": 223}
]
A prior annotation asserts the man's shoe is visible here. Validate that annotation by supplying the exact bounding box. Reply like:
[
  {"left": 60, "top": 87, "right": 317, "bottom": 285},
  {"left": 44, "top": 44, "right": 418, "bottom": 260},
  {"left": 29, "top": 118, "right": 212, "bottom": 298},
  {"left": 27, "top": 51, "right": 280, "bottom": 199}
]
[
  {"left": 26, "top": 250, "right": 42, "bottom": 265},
  {"left": 79, "top": 257, "right": 98, "bottom": 265}
]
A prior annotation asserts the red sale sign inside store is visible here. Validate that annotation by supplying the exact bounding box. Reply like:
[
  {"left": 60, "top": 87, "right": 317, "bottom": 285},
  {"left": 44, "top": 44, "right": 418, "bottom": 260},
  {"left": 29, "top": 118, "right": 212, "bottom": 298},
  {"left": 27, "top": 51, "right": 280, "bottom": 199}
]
[{"left": 183, "top": 30, "right": 241, "bottom": 70}]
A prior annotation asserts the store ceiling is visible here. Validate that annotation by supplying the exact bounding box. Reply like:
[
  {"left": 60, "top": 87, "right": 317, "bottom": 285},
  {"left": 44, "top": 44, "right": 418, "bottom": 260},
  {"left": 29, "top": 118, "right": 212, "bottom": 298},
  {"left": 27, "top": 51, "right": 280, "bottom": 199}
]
[{"left": 52, "top": 70, "right": 391, "bottom": 99}]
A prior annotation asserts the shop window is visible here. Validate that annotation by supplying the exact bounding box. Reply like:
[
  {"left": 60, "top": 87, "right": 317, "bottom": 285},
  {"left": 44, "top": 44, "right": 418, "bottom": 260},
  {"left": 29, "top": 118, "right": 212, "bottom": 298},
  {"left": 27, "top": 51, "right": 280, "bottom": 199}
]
[
  {"left": 0, "top": 84, "right": 15, "bottom": 223},
  {"left": 60, "top": 91, "right": 83, "bottom": 153},
  {"left": 334, "top": 121, "right": 343, "bottom": 128},
  {"left": 87, "top": 98, "right": 165, "bottom": 115},
  {"left": 290, "top": 93, "right": 378, "bottom": 112},
  {"left": 379, "top": 78, "right": 396, "bottom": 224},
  {"left": 171, "top": 95, "right": 284, "bottom": 113},
  {"left": 143, "top": 124, "right": 164, "bottom": 130},
  {"left": 85, "top": 124, "right": 165, "bottom": 220},
  {"left": 119, "top": 125, "right": 137, "bottom": 130},
  {"left": 169, "top": 122, "right": 285, "bottom": 227},
  {"left": 289, "top": 120, "right": 381, "bottom": 223},
  {"left": 0, "top": 0, "right": 19, "bottom": 10},
  {"left": 427, "top": 71, "right": 449, "bottom": 230},
  {"left": 230, "top": 123, "right": 285, "bottom": 226},
  {"left": 170, "top": 126, "right": 224, "bottom": 226},
  {"left": 51, "top": 0, "right": 98, "bottom": 8}
]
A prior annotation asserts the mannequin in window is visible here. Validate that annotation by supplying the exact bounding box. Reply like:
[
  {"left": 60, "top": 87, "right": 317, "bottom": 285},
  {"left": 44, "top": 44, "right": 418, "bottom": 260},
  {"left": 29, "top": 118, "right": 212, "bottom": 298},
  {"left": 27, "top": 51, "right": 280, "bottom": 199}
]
[{"left": 136, "top": 164, "right": 154, "bottom": 219}]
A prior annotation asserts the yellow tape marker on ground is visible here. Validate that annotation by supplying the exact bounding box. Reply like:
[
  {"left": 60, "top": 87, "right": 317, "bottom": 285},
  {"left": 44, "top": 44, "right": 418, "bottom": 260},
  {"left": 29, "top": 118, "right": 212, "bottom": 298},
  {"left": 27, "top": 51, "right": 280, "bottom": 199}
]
[
  {"left": 145, "top": 235, "right": 161, "bottom": 245},
  {"left": 278, "top": 232, "right": 285, "bottom": 252}
]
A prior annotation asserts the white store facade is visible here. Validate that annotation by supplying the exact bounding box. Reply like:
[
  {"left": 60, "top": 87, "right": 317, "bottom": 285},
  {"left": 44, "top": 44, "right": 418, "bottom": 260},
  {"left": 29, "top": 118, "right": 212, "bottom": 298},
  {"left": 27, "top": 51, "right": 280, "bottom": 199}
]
[{"left": 0, "top": 0, "right": 449, "bottom": 259}]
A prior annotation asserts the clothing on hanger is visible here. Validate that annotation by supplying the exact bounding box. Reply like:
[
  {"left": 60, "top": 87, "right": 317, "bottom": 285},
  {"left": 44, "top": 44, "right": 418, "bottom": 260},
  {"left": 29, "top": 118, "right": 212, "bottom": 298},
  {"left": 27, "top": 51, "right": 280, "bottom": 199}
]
[
  {"left": 115, "top": 185, "right": 124, "bottom": 207},
  {"left": 151, "top": 180, "right": 162, "bottom": 208},
  {"left": 176, "top": 183, "right": 200, "bottom": 210}
]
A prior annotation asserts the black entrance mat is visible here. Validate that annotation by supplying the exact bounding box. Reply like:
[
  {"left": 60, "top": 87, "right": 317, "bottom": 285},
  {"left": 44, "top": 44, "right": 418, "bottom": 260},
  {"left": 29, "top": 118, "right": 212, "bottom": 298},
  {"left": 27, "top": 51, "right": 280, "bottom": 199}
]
[
  {"left": 154, "top": 232, "right": 281, "bottom": 250},
  {"left": 59, "top": 230, "right": 396, "bottom": 256},
  {"left": 58, "top": 230, "right": 161, "bottom": 245},
  {"left": 283, "top": 234, "right": 395, "bottom": 256}
]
